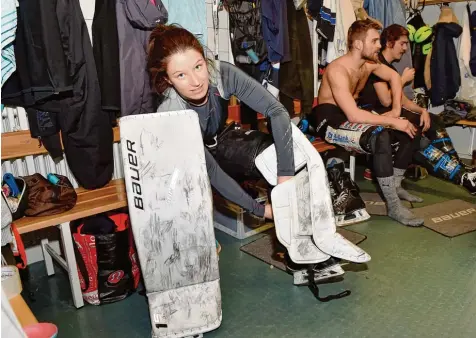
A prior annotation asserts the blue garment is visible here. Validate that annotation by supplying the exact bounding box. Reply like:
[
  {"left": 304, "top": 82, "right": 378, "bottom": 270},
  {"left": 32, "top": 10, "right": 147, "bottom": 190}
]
[
  {"left": 364, "top": 0, "right": 413, "bottom": 98},
  {"left": 162, "top": 0, "right": 207, "bottom": 45},
  {"left": 1, "top": 0, "right": 17, "bottom": 87},
  {"left": 261, "top": 0, "right": 291, "bottom": 63},
  {"left": 364, "top": 0, "right": 406, "bottom": 28}
]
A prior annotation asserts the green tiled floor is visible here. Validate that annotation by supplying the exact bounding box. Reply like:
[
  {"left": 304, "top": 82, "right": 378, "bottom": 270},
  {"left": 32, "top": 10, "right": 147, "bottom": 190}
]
[{"left": 24, "top": 175, "right": 475, "bottom": 338}]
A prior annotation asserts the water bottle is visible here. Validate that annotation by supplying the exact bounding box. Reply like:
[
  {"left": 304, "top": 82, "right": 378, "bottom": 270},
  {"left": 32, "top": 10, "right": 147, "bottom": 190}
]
[
  {"left": 47, "top": 173, "right": 60, "bottom": 185},
  {"left": 236, "top": 55, "right": 252, "bottom": 64},
  {"left": 245, "top": 49, "right": 259, "bottom": 64}
]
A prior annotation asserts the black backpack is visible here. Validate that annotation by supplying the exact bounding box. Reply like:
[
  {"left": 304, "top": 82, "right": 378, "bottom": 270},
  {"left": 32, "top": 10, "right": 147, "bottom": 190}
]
[{"left": 226, "top": 0, "right": 267, "bottom": 65}]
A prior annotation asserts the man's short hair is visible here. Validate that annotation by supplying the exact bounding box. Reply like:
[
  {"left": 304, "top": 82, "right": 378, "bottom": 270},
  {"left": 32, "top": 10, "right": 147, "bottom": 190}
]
[
  {"left": 347, "top": 19, "right": 382, "bottom": 50},
  {"left": 380, "top": 24, "right": 409, "bottom": 50}
]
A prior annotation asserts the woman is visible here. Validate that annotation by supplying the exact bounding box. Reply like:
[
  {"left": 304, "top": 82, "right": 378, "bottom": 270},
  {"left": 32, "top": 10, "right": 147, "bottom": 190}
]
[{"left": 147, "top": 24, "right": 294, "bottom": 219}]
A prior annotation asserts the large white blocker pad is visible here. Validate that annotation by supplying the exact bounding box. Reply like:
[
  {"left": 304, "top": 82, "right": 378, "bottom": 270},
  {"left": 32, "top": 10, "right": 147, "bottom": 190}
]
[
  {"left": 120, "top": 110, "right": 221, "bottom": 338},
  {"left": 255, "top": 124, "right": 371, "bottom": 264}
]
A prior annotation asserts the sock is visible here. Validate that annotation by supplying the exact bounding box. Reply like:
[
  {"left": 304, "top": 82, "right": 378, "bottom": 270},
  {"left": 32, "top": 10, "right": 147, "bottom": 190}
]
[
  {"left": 393, "top": 167, "right": 423, "bottom": 203},
  {"left": 377, "top": 176, "right": 424, "bottom": 227}
]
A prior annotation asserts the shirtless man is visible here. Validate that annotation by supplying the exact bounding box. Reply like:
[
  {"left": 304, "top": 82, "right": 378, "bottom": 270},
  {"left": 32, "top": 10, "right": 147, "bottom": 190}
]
[{"left": 309, "top": 19, "right": 424, "bottom": 227}]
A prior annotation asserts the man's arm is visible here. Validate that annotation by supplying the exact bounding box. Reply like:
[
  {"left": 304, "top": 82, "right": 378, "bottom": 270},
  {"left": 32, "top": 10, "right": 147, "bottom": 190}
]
[
  {"left": 329, "top": 67, "right": 397, "bottom": 126},
  {"left": 373, "top": 82, "right": 392, "bottom": 107},
  {"left": 371, "top": 63, "right": 403, "bottom": 114},
  {"left": 402, "top": 95, "right": 424, "bottom": 113}
]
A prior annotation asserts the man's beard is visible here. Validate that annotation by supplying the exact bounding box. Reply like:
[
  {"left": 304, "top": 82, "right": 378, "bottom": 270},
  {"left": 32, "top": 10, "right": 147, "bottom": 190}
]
[{"left": 362, "top": 50, "right": 379, "bottom": 62}]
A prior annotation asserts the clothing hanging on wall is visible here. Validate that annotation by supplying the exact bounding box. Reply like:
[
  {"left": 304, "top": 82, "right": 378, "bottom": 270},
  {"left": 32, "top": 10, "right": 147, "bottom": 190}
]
[
  {"left": 308, "top": 0, "right": 336, "bottom": 42},
  {"left": 469, "top": 5, "right": 476, "bottom": 76},
  {"left": 326, "top": 0, "right": 355, "bottom": 63},
  {"left": 425, "top": 6, "right": 462, "bottom": 106},
  {"left": 227, "top": 0, "right": 267, "bottom": 128},
  {"left": 162, "top": 0, "right": 207, "bottom": 45},
  {"left": 456, "top": 3, "right": 476, "bottom": 105},
  {"left": 430, "top": 22, "right": 462, "bottom": 106},
  {"left": 2, "top": 0, "right": 72, "bottom": 107},
  {"left": 261, "top": 0, "right": 291, "bottom": 63},
  {"left": 116, "top": 0, "right": 168, "bottom": 117},
  {"left": 93, "top": 0, "right": 121, "bottom": 115},
  {"left": 407, "top": 13, "right": 433, "bottom": 90},
  {"left": 364, "top": 0, "right": 414, "bottom": 99},
  {"left": 1, "top": 0, "right": 17, "bottom": 87},
  {"left": 2, "top": 0, "right": 114, "bottom": 189},
  {"left": 279, "top": 0, "right": 314, "bottom": 117}
]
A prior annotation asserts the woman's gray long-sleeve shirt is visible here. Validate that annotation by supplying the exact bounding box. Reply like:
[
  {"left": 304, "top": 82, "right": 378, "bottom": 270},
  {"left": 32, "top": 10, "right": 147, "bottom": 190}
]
[{"left": 157, "top": 61, "right": 294, "bottom": 216}]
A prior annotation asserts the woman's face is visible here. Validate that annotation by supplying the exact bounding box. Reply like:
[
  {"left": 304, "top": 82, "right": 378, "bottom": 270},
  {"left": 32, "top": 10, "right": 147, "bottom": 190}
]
[{"left": 165, "top": 48, "right": 209, "bottom": 103}]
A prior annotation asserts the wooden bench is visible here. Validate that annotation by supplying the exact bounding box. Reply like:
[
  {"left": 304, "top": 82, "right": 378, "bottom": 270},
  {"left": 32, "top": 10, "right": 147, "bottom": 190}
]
[
  {"left": 9, "top": 294, "right": 38, "bottom": 328},
  {"left": 1, "top": 127, "right": 126, "bottom": 309},
  {"left": 455, "top": 119, "right": 476, "bottom": 127},
  {"left": 454, "top": 119, "right": 476, "bottom": 159}
]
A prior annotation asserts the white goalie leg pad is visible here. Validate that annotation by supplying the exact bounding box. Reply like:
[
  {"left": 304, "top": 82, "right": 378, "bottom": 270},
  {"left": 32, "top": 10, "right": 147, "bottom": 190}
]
[
  {"left": 271, "top": 169, "right": 330, "bottom": 264},
  {"left": 256, "top": 124, "right": 371, "bottom": 263},
  {"left": 120, "top": 110, "right": 222, "bottom": 338}
]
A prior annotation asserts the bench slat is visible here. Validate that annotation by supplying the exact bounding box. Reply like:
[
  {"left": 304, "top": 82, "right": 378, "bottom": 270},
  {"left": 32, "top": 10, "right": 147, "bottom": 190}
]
[
  {"left": 1, "top": 127, "right": 121, "bottom": 160},
  {"left": 14, "top": 179, "right": 127, "bottom": 234},
  {"left": 312, "top": 139, "right": 336, "bottom": 152},
  {"left": 455, "top": 119, "right": 476, "bottom": 127}
]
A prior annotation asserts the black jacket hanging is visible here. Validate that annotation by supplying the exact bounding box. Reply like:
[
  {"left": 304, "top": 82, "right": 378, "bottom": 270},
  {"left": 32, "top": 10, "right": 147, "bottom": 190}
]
[
  {"left": 469, "top": 5, "right": 476, "bottom": 76},
  {"left": 116, "top": 0, "right": 168, "bottom": 116},
  {"left": 2, "top": 0, "right": 73, "bottom": 106},
  {"left": 93, "top": 0, "right": 121, "bottom": 114},
  {"left": 2, "top": 0, "right": 113, "bottom": 190},
  {"left": 430, "top": 22, "right": 462, "bottom": 106}
]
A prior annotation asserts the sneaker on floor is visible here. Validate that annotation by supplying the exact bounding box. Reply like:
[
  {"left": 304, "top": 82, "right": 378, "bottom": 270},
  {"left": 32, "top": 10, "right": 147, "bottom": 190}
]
[
  {"left": 363, "top": 168, "right": 373, "bottom": 181},
  {"left": 461, "top": 172, "right": 476, "bottom": 195}
]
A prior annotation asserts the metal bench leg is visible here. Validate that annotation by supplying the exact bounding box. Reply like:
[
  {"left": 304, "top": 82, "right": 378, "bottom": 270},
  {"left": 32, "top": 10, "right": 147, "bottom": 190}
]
[
  {"left": 58, "top": 222, "right": 84, "bottom": 309},
  {"left": 41, "top": 238, "right": 55, "bottom": 276},
  {"left": 349, "top": 153, "right": 356, "bottom": 181}
]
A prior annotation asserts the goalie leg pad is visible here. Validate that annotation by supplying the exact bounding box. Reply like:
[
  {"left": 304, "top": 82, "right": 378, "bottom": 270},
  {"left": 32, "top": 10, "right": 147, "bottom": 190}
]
[
  {"left": 120, "top": 110, "right": 222, "bottom": 338},
  {"left": 257, "top": 124, "right": 371, "bottom": 263}
]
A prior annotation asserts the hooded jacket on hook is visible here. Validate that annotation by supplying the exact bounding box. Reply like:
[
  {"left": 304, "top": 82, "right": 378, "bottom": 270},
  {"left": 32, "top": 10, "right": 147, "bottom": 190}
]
[
  {"left": 430, "top": 22, "right": 463, "bottom": 106},
  {"left": 116, "top": 0, "right": 168, "bottom": 116}
]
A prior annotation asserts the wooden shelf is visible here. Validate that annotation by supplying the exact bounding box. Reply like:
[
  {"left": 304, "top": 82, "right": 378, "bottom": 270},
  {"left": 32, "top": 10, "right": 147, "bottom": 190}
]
[{"left": 413, "top": 0, "right": 473, "bottom": 5}]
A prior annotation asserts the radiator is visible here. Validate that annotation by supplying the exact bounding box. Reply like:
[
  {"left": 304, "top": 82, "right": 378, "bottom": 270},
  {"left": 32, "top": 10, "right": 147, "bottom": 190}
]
[{"left": 1, "top": 107, "right": 124, "bottom": 187}]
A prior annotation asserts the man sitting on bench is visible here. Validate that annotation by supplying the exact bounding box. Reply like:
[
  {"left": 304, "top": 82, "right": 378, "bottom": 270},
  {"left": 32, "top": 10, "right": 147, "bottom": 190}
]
[
  {"left": 309, "top": 20, "right": 424, "bottom": 227},
  {"left": 357, "top": 24, "right": 476, "bottom": 195}
]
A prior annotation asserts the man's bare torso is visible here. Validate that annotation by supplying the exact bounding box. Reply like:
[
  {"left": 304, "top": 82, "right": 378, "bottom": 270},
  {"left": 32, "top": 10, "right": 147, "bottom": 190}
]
[{"left": 318, "top": 55, "right": 374, "bottom": 106}]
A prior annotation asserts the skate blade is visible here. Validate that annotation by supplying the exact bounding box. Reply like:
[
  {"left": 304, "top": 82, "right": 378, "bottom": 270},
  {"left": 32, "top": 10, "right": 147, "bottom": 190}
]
[
  {"left": 336, "top": 209, "right": 371, "bottom": 227},
  {"left": 292, "top": 264, "right": 345, "bottom": 285}
]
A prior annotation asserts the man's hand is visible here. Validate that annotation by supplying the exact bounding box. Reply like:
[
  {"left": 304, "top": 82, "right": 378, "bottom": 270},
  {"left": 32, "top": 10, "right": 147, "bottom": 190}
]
[
  {"left": 419, "top": 109, "right": 431, "bottom": 132},
  {"left": 391, "top": 118, "right": 418, "bottom": 138},
  {"left": 277, "top": 176, "right": 293, "bottom": 185},
  {"left": 402, "top": 67, "right": 415, "bottom": 85}
]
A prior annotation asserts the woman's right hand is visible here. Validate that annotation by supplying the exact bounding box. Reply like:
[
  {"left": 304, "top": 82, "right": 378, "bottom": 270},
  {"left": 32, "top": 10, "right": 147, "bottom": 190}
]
[
  {"left": 391, "top": 118, "right": 417, "bottom": 139},
  {"left": 264, "top": 204, "right": 273, "bottom": 220}
]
